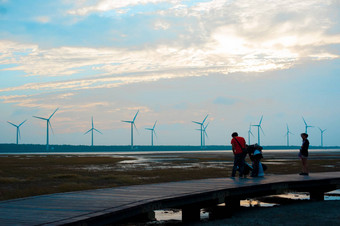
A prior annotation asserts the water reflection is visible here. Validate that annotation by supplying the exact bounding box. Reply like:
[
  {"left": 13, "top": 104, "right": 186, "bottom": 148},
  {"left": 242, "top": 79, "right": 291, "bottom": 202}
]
[{"left": 151, "top": 190, "right": 340, "bottom": 223}]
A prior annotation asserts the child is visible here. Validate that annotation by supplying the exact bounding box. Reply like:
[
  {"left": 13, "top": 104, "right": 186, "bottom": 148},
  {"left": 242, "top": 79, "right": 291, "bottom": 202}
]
[{"left": 299, "top": 133, "right": 309, "bottom": 176}]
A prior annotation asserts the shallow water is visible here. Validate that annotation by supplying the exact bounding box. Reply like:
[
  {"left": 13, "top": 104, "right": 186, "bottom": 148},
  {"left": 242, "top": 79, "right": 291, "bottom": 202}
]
[
  {"left": 152, "top": 190, "right": 340, "bottom": 223},
  {"left": 1, "top": 148, "right": 340, "bottom": 155}
]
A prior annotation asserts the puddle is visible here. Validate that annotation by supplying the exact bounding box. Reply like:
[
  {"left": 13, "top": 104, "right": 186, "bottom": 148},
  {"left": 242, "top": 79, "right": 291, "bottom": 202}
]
[
  {"left": 261, "top": 161, "right": 287, "bottom": 165},
  {"left": 149, "top": 190, "right": 340, "bottom": 224},
  {"left": 153, "top": 208, "right": 209, "bottom": 222}
]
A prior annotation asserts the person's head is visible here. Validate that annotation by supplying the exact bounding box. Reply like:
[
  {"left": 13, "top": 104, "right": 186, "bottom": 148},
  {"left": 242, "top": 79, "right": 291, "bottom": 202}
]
[
  {"left": 231, "top": 132, "right": 238, "bottom": 137},
  {"left": 301, "top": 133, "right": 308, "bottom": 139}
]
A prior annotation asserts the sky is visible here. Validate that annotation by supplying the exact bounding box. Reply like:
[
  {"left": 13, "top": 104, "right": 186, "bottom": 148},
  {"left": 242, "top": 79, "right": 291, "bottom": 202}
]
[{"left": 0, "top": 0, "right": 340, "bottom": 147}]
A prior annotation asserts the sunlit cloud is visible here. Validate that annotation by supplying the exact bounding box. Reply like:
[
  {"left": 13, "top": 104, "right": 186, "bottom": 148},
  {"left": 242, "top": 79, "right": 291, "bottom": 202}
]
[{"left": 68, "top": 0, "right": 181, "bottom": 16}]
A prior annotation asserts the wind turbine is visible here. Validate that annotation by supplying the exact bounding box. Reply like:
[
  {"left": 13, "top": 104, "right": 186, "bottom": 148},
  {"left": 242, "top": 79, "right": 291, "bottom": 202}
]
[
  {"left": 7, "top": 120, "right": 27, "bottom": 144},
  {"left": 84, "top": 117, "right": 102, "bottom": 146},
  {"left": 122, "top": 110, "right": 139, "bottom": 149},
  {"left": 302, "top": 117, "right": 314, "bottom": 134},
  {"left": 285, "top": 124, "right": 294, "bottom": 146},
  {"left": 318, "top": 127, "right": 327, "bottom": 147},
  {"left": 252, "top": 115, "right": 264, "bottom": 145},
  {"left": 145, "top": 121, "right": 157, "bottom": 146},
  {"left": 33, "top": 108, "right": 58, "bottom": 151},
  {"left": 247, "top": 123, "right": 254, "bottom": 144},
  {"left": 192, "top": 114, "right": 208, "bottom": 149}
]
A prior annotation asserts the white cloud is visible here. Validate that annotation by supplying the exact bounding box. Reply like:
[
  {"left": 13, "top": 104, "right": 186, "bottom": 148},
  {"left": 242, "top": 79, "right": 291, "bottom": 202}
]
[
  {"left": 68, "top": 0, "right": 181, "bottom": 15},
  {"left": 34, "top": 16, "right": 51, "bottom": 23},
  {"left": 154, "top": 20, "right": 170, "bottom": 30},
  {"left": 1, "top": 0, "right": 339, "bottom": 99}
]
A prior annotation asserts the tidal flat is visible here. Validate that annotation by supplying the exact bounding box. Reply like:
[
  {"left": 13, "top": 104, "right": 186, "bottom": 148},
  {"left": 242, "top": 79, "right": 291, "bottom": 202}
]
[{"left": 0, "top": 150, "right": 340, "bottom": 201}]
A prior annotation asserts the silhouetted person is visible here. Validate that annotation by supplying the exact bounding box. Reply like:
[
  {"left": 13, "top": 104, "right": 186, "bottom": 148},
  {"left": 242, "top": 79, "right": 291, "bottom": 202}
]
[
  {"left": 247, "top": 144, "right": 263, "bottom": 177},
  {"left": 299, "top": 133, "right": 309, "bottom": 176},
  {"left": 230, "top": 132, "right": 246, "bottom": 178}
]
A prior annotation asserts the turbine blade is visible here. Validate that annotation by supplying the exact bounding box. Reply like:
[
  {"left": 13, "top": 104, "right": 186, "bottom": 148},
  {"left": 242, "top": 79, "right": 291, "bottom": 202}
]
[
  {"left": 122, "top": 120, "right": 133, "bottom": 123},
  {"left": 250, "top": 131, "right": 254, "bottom": 137},
  {"left": 154, "top": 130, "right": 158, "bottom": 139},
  {"left": 19, "top": 120, "right": 27, "bottom": 127},
  {"left": 145, "top": 128, "right": 152, "bottom": 131},
  {"left": 192, "top": 121, "right": 202, "bottom": 125},
  {"left": 204, "top": 130, "right": 208, "bottom": 138},
  {"left": 134, "top": 123, "right": 139, "bottom": 135},
  {"left": 18, "top": 128, "right": 21, "bottom": 140},
  {"left": 7, "top": 121, "right": 17, "bottom": 127},
  {"left": 92, "top": 116, "right": 94, "bottom": 128},
  {"left": 33, "top": 116, "right": 48, "bottom": 120},
  {"left": 94, "top": 128, "right": 103, "bottom": 134},
  {"left": 84, "top": 128, "right": 92, "bottom": 135},
  {"left": 204, "top": 122, "right": 209, "bottom": 130},
  {"left": 49, "top": 108, "right": 59, "bottom": 119},
  {"left": 49, "top": 121, "right": 54, "bottom": 135},
  {"left": 302, "top": 117, "right": 307, "bottom": 126},
  {"left": 259, "top": 115, "right": 263, "bottom": 125},
  {"left": 260, "top": 126, "right": 265, "bottom": 136},
  {"left": 202, "top": 114, "right": 209, "bottom": 124},
  {"left": 153, "top": 120, "right": 157, "bottom": 129},
  {"left": 133, "top": 110, "right": 139, "bottom": 122}
]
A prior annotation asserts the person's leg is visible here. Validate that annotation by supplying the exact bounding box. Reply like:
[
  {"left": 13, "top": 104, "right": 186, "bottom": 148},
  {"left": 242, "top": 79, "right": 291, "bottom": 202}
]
[
  {"left": 251, "top": 158, "right": 259, "bottom": 177},
  {"left": 300, "top": 158, "right": 304, "bottom": 173},
  {"left": 302, "top": 158, "right": 308, "bottom": 174},
  {"left": 233, "top": 154, "right": 243, "bottom": 177},
  {"left": 238, "top": 155, "right": 245, "bottom": 177}
]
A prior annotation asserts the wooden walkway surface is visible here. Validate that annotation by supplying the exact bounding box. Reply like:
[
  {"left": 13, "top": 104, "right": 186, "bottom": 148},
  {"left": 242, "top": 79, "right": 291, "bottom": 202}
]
[{"left": 0, "top": 172, "right": 339, "bottom": 225}]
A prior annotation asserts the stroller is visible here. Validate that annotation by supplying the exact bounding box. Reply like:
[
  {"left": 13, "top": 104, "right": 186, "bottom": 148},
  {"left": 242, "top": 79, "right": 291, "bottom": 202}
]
[{"left": 244, "top": 144, "right": 267, "bottom": 177}]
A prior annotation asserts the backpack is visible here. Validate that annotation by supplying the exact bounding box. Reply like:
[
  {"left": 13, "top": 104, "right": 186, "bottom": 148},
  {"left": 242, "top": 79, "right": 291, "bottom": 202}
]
[{"left": 246, "top": 144, "right": 263, "bottom": 160}]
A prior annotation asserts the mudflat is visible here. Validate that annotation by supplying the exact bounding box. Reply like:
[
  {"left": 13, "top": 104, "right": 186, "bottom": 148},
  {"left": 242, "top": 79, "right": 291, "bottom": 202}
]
[{"left": 0, "top": 150, "right": 339, "bottom": 201}]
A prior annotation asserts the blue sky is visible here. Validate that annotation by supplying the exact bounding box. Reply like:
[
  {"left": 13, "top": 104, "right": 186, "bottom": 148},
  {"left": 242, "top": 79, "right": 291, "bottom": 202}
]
[{"left": 1, "top": 0, "right": 340, "bottom": 146}]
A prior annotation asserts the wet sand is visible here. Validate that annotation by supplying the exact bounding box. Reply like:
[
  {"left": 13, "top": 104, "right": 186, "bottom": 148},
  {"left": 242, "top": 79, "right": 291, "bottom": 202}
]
[{"left": 1, "top": 149, "right": 340, "bottom": 225}]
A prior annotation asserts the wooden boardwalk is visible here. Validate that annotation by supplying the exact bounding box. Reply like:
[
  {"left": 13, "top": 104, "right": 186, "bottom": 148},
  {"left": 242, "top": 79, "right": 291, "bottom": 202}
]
[{"left": 0, "top": 172, "right": 339, "bottom": 225}]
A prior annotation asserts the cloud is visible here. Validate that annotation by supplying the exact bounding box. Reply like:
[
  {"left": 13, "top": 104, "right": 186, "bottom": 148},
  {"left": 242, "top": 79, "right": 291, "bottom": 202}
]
[
  {"left": 154, "top": 20, "right": 170, "bottom": 30},
  {"left": 1, "top": 0, "right": 339, "bottom": 101},
  {"left": 68, "top": 0, "right": 181, "bottom": 16},
  {"left": 34, "top": 16, "right": 51, "bottom": 23}
]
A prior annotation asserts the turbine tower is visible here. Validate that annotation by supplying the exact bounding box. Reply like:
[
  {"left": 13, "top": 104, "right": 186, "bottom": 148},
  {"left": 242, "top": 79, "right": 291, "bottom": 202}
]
[
  {"left": 7, "top": 120, "right": 27, "bottom": 144},
  {"left": 247, "top": 123, "right": 254, "bottom": 144},
  {"left": 33, "top": 108, "right": 58, "bottom": 151},
  {"left": 122, "top": 110, "right": 139, "bottom": 149},
  {"left": 145, "top": 121, "right": 157, "bottom": 146},
  {"left": 302, "top": 117, "right": 314, "bottom": 134},
  {"left": 84, "top": 117, "right": 102, "bottom": 146},
  {"left": 202, "top": 122, "right": 209, "bottom": 148},
  {"left": 285, "top": 124, "right": 294, "bottom": 146},
  {"left": 192, "top": 114, "right": 208, "bottom": 149},
  {"left": 252, "top": 115, "right": 264, "bottom": 145},
  {"left": 318, "top": 127, "right": 326, "bottom": 147}
]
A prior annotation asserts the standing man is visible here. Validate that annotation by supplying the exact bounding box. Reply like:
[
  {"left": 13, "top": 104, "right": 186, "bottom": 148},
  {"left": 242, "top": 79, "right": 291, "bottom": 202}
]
[
  {"left": 299, "top": 133, "right": 309, "bottom": 176},
  {"left": 230, "top": 132, "right": 247, "bottom": 178}
]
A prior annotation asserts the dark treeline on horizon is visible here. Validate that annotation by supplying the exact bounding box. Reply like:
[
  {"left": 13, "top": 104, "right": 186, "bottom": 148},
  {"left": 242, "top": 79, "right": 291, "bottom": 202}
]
[{"left": 0, "top": 144, "right": 339, "bottom": 153}]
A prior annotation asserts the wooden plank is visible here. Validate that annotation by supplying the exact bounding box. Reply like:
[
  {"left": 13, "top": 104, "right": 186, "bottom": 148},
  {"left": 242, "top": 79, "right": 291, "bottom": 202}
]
[{"left": 0, "top": 172, "right": 338, "bottom": 225}]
